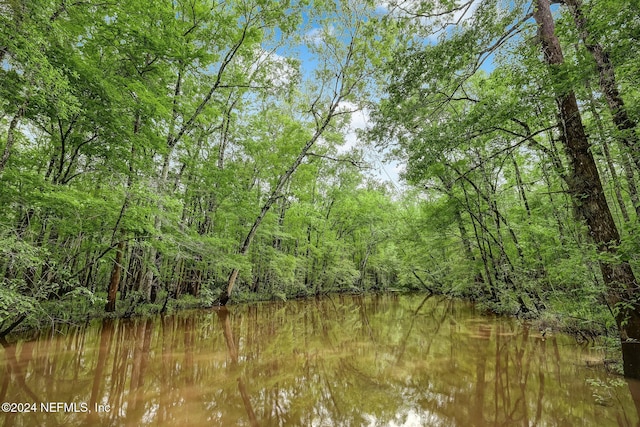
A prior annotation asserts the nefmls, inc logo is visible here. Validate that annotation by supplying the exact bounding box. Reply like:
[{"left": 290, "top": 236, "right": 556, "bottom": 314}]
[{"left": 40, "top": 402, "right": 89, "bottom": 413}]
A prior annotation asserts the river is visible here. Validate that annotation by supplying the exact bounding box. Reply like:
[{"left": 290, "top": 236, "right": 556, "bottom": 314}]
[{"left": 1, "top": 294, "right": 639, "bottom": 426}]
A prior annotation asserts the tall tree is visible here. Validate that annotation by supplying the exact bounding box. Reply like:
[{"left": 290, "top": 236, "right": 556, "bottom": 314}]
[
  {"left": 564, "top": 0, "right": 640, "bottom": 218},
  {"left": 221, "top": 1, "right": 384, "bottom": 304},
  {"left": 533, "top": 0, "right": 640, "bottom": 379},
  {"left": 371, "top": 0, "right": 640, "bottom": 377}
]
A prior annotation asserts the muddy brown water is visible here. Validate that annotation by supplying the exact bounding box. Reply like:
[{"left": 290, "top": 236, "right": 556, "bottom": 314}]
[{"left": 1, "top": 294, "right": 639, "bottom": 426}]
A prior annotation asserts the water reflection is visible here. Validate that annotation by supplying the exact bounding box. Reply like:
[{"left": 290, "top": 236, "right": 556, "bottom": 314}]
[{"left": 1, "top": 294, "right": 639, "bottom": 426}]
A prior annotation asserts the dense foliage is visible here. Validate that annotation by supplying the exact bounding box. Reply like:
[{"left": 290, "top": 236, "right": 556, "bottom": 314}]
[
  {"left": 1, "top": 0, "right": 639, "bottom": 374},
  {"left": 0, "top": 0, "right": 399, "bottom": 327}
]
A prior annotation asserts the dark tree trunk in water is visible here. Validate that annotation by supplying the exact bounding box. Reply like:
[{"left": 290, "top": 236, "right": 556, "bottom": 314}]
[
  {"left": 535, "top": 0, "right": 640, "bottom": 379},
  {"left": 105, "top": 240, "right": 125, "bottom": 312}
]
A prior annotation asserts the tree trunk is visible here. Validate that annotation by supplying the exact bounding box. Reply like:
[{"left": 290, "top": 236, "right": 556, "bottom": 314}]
[
  {"left": 221, "top": 98, "right": 342, "bottom": 305},
  {"left": 535, "top": 0, "right": 640, "bottom": 379},
  {"left": 512, "top": 154, "right": 547, "bottom": 279},
  {"left": 0, "top": 104, "right": 26, "bottom": 176},
  {"left": 105, "top": 240, "right": 125, "bottom": 312},
  {"left": 565, "top": 0, "right": 640, "bottom": 173},
  {"left": 584, "top": 81, "right": 630, "bottom": 223},
  {"left": 454, "top": 207, "right": 474, "bottom": 262},
  {"left": 462, "top": 181, "right": 496, "bottom": 300},
  {"left": 620, "top": 150, "right": 640, "bottom": 219},
  {"left": 566, "top": 0, "right": 640, "bottom": 218}
]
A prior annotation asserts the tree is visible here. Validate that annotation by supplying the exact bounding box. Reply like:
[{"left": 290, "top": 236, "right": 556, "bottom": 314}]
[
  {"left": 533, "top": 0, "right": 640, "bottom": 379},
  {"left": 371, "top": 0, "right": 640, "bottom": 377},
  {"left": 562, "top": 0, "right": 640, "bottom": 219},
  {"left": 221, "top": 0, "right": 387, "bottom": 304}
]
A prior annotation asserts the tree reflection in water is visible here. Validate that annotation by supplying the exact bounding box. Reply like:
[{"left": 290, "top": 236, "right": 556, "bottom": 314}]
[{"left": 0, "top": 294, "right": 639, "bottom": 426}]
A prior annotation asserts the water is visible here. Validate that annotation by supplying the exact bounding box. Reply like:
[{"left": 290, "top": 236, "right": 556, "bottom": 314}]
[{"left": 1, "top": 294, "right": 638, "bottom": 426}]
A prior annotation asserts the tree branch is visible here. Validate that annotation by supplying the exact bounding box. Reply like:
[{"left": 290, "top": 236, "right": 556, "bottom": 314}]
[{"left": 306, "top": 152, "right": 369, "bottom": 168}]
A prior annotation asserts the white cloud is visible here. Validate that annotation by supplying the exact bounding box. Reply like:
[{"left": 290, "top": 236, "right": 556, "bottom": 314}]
[
  {"left": 450, "top": 0, "right": 482, "bottom": 25},
  {"left": 249, "top": 48, "right": 298, "bottom": 89},
  {"left": 304, "top": 26, "right": 335, "bottom": 47},
  {"left": 338, "top": 101, "right": 369, "bottom": 154},
  {"left": 336, "top": 102, "right": 405, "bottom": 189}
]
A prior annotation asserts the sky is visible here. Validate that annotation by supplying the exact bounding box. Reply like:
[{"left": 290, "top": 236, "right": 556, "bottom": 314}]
[
  {"left": 333, "top": 0, "right": 488, "bottom": 190},
  {"left": 267, "top": 0, "right": 534, "bottom": 190}
]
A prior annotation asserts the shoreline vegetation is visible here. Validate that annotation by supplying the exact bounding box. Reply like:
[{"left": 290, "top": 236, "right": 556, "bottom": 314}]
[
  {"left": 1, "top": 0, "right": 639, "bottom": 377},
  {"left": 2, "top": 288, "right": 622, "bottom": 374}
]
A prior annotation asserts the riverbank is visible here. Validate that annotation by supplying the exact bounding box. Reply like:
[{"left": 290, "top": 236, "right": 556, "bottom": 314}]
[{"left": 2, "top": 287, "right": 623, "bottom": 374}]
